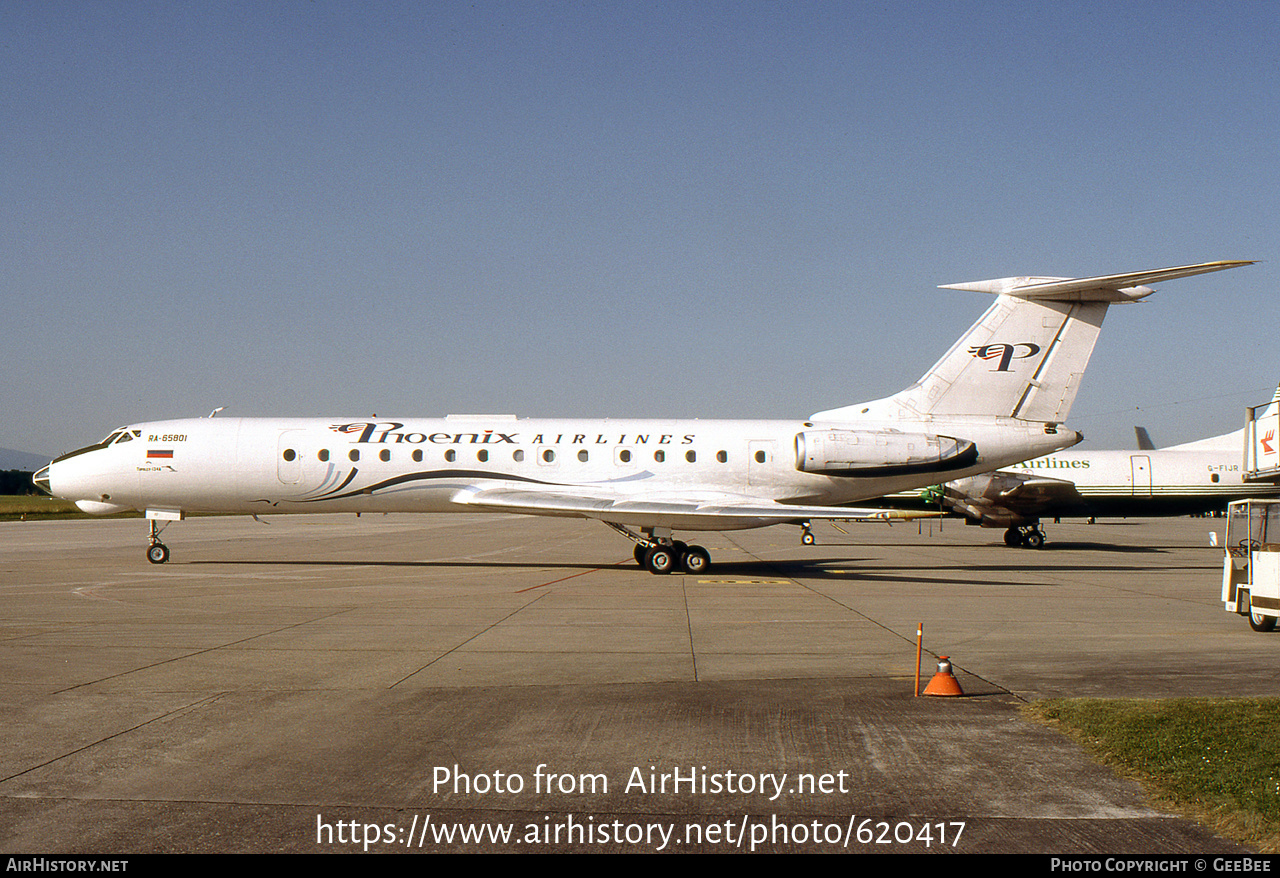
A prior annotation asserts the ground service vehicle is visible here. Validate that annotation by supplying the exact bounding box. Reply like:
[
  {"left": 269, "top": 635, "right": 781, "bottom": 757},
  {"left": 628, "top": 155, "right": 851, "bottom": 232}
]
[{"left": 1222, "top": 499, "right": 1280, "bottom": 632}]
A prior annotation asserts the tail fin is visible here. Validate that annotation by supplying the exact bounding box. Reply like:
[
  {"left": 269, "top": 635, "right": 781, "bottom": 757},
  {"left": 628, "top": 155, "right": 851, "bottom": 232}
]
[
  {"left": 813, "top": 261, "right": 1253, "bottom": 423},
  {"left": 888, "top": 293, "right": 1107, "bottom": 421}
]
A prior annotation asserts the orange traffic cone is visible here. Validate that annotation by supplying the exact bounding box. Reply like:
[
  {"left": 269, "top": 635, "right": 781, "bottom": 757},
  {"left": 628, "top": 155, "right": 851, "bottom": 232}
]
[{"left": 923, "top": 656, "right": 964, "bottom": 696}]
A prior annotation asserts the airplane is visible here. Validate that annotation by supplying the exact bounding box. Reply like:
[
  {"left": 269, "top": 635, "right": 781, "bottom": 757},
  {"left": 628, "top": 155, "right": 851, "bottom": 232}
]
[
  {"left": 929, "top": 386, "right": 1280, "bottom": 548},
  {"left": 33, "top": 261, "right": 1252, "bottom": 573}
]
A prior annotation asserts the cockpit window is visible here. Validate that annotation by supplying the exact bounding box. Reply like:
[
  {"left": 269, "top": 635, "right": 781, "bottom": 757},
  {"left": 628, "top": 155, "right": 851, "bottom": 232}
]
[{"left": 53, "top": 428, "right": 133, "bottom": 466}]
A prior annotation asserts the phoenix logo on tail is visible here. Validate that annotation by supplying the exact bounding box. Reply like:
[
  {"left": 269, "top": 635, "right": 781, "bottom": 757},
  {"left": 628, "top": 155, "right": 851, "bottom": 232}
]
[{"left": 968, "top": 343, "right": 1042, "bottom": 372}]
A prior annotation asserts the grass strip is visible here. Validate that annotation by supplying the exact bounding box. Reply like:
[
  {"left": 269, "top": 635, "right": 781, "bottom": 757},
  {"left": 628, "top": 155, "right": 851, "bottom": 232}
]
[
  {"left": 1025, "top": 698, "right": 1280, "bottom": 853},
  {"left": 0, "top": 495, "right": 140, "bottom": 520}
]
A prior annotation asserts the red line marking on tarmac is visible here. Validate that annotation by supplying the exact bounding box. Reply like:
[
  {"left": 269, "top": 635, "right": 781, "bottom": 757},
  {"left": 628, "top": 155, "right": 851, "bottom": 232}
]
[{"left": 515, "top": 559, "right": 628, "bottom": 593}]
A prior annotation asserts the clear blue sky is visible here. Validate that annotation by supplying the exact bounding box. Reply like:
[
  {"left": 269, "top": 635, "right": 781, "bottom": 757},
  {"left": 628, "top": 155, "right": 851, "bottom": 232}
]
[{"left": 4, "top": 1, "right": 1276, "bottom": 458}]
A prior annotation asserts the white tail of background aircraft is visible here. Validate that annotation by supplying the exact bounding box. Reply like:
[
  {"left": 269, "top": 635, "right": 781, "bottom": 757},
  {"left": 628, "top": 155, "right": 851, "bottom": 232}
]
[{"left": 36, "top": 261, "right": 1252, "bottom": 573}]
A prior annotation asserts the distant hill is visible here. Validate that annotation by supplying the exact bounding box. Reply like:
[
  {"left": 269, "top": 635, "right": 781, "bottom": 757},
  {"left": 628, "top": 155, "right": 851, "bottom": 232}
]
[{"left": 0, "top": 448, "right": 50, "bottom": 471}]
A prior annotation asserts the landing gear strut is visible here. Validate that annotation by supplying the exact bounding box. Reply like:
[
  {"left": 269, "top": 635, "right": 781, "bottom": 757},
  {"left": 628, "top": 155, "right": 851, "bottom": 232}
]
[
  {"left": 800, "top": 521, "right": 815, "bottom": 546},
  {"left": 1004, "top": 525, "right": 1045, "bottom": 549}
]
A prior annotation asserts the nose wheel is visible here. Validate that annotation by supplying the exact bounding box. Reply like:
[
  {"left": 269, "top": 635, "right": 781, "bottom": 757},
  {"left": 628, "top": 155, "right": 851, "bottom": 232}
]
[{"left": 146, "top": 519, "right": 171, "bottom": 564}]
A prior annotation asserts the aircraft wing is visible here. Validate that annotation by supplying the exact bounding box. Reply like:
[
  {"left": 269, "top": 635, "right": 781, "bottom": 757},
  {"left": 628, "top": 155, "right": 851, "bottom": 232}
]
[
  {"left": 990, "top": 475, "right": 1085, "bottom": 510},
  {"left": 452, "top": 486, "right": 932, "bottom": 530},
  {"left": 942, "top": 471, "right": 1085, "bottom": 523}
]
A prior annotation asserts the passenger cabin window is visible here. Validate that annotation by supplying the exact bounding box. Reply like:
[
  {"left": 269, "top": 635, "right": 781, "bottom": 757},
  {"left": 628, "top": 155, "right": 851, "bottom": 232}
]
[
  {"left": 578, "top": 450, "right": 589, "bottom": 462},
  {"left": 477, "top": 449, "right": 489, "bottom": 462},
  {"left": 514, "top": 449, "right": 525, "bottom": 462},
  {"left": 349, "top": 450, "right": 360, "bottom": 462},
  {"left": 716, "top": 451, "right": 727, "bottom": 463},
  {"left": 654, "top": 450, "right": 665, "bottom": 463},
  {"left": 282, "top": 449, "right": 296, "bottom": 462},
  {"left": 445, "top": 449, "right": 456, "bottom": 462},
  {"left": 686, "top": 450, "right": 696, "bottom": 463},
  {"left": 318, "top": 449, "right": 330, "bottom": 462},
  {"left": 542, "top": 449, "right": 555, "bottom": 463},
  {"left": 412, "top": 450, "right": 423, "bottom": 462},
  {"left": 755, "top": 450, "right": 767, "bottom": 463},
  {"left": 380, "top": 449, "right": 391, "bottom": 462},
  {"left": 619, "top": 449, "right": 632, "bottom": 463}
]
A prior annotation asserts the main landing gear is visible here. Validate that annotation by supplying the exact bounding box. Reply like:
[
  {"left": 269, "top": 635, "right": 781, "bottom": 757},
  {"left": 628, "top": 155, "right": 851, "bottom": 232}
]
[
  {"left": 608, "top": 523, "right": 711, "bottom": 575},
  {"left": 1004, "top": 525, "right": 1046, "bottom": 549},
  {"left": 631, "top": 538, "right": 711, "bottom": 575}
]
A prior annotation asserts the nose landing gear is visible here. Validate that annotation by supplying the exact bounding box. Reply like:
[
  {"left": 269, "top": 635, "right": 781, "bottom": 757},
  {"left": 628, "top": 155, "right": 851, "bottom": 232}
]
[
  {"left": 143, "top": 510, "right": 183, "bottom": 564},
  {"left": 147, "top": 520, "right": 170, "bottom": 564}
]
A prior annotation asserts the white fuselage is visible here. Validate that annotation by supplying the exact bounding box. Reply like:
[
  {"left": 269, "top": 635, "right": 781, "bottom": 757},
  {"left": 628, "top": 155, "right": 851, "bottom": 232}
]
[
  {"left": 46, "top": 414, "right": 1077, "bottom": 530},
  {"left": 999, "top": 438, "right": 1280, "bottom": 516}
]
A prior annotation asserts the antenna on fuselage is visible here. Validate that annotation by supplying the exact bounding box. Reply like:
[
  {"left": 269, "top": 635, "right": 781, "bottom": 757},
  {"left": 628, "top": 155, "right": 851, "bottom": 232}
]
[{"left": 207, "top": 406, "right": 226, "bottom": 418}]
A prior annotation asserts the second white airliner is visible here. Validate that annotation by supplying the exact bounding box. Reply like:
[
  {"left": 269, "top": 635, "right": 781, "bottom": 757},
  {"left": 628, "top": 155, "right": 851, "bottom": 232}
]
[{"left": 933, "top": 387, "right": 1280, "bottom": 548}]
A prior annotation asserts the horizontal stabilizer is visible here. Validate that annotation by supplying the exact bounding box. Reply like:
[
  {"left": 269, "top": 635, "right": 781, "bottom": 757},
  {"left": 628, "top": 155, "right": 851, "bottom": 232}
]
[{"left": 941, "top": 260, "right": 1254, "bottom": 303}]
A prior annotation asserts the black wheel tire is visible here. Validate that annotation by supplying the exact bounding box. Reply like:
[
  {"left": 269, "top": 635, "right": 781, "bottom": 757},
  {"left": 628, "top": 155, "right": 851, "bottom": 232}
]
[
  {"left": 634, "top": 543, "right": 648, "bottom": 566},
  {"left": 801, "top": 532, "right": 815, "bottom": 546},
  {"left": 1004, "top": 529, "right": 1021, "bottom": 547},
  {"left": 1249, "top": 597, "right": 1277, "bottom": 632},
  {"left": 681, "top": 545, "right": 711, "bottom": 574},
  {"left": 1024, "top": 531, "right": 1045, "bottom": 550},
  {"left": 147, "top": 543, "right": 170, "bottom": 564},
  {"left": 644, "top": 545, "right": 676, "bottom": 575}
]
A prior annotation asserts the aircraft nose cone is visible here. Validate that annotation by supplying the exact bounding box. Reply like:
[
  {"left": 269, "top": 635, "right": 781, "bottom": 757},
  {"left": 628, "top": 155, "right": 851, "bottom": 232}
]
[{"left": 36, "top": 451, "right": 132, "bottom": 514}]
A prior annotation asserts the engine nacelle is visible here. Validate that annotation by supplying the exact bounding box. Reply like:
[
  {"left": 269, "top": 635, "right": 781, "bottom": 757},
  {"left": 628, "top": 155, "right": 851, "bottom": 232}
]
[{"left": 794, "top": 429, "right": 978, "bottom": 477}]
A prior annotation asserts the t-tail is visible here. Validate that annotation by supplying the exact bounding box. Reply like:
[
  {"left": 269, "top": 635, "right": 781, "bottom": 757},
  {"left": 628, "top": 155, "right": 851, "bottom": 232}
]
[{"left": 813, "top": 261, "right": 1254, "bottom": 423}]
